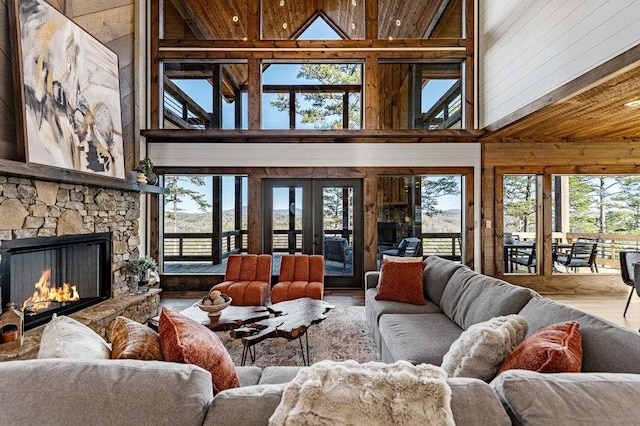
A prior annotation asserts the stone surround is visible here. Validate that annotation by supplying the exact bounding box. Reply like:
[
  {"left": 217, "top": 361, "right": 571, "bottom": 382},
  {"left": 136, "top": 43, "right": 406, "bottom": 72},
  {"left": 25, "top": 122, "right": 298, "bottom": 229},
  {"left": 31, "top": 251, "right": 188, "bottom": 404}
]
[{"left": 0, "top": 175, "right": 141, "bottom": 296}]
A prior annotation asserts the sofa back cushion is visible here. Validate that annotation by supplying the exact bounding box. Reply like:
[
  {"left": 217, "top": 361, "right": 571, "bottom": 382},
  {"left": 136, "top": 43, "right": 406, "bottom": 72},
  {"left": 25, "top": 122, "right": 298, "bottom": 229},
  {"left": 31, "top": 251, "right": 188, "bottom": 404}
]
[
  {"left": 0, "top": 359, "right": 213, "bottom": 426},
  {"left": 440, "top": 268, "right": 535, "bottom": 330},
  {"left": 423, "top": 256, "right": 466, "bottom": 304},
  {"left": 278, "top": 254, "right": 324, "bottom": 283},
  {"left": 519, "top": 296, "right": 640, "bottom": 373}
]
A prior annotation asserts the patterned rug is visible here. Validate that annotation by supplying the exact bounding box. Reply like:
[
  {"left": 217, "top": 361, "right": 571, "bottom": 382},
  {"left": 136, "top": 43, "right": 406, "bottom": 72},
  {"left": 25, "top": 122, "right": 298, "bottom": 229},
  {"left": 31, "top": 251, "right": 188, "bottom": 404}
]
[{"left": 215, "top": 305, "right": 379, "bottom": 367}]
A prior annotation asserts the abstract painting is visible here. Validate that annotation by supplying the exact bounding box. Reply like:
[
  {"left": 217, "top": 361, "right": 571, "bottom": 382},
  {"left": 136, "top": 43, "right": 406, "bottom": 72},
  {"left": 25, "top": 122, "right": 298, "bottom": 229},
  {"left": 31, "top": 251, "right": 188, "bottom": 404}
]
[{"left": 10, "top": 0, "right": 125, "bottom": 179}]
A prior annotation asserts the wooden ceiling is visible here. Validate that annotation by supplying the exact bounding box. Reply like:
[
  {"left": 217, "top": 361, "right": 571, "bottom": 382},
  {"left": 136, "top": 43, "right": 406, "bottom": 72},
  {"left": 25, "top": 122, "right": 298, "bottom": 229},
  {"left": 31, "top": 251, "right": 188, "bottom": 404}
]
[
  {"left": 485, "top": 63, "right": 640, "bottom": 141},
  {"left": 165, "top": 0, "right": 461, "bottom": 41}
]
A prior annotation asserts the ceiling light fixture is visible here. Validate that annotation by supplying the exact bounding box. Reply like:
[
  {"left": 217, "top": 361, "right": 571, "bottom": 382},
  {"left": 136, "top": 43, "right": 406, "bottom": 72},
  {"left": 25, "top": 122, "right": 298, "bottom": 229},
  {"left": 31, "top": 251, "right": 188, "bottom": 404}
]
[
  {"left": 624, "top": 100, "right": 640, "bottom": 108},
  {"left": 396, "top": 19, "right": 401, "bottom": 26},
  {"left": 352, "top": 0, "right": 357, "bottom": 5},
  {"left": 282, "top": 22, "right": 288, "bottom": 29},
  {"left": 232, "top": 15, "right": 239, "bottom": 22},
  {"left": 279, "top": 0, "right": 285, "bottom": 6}
]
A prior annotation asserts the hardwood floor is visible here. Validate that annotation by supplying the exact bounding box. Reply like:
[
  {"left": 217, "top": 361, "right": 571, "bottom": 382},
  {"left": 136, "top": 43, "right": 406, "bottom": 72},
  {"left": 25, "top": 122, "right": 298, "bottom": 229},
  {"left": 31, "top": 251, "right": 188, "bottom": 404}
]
[{"left": 160, "top": 289, "right": 640, "bottom": 332}]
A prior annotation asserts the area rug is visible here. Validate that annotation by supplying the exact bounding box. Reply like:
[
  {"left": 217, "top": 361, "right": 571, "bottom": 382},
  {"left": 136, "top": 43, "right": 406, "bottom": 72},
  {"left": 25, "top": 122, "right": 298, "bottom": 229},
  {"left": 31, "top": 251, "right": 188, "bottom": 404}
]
[{"left": 215, "top": 305, "right": 379, "bottom": 367}]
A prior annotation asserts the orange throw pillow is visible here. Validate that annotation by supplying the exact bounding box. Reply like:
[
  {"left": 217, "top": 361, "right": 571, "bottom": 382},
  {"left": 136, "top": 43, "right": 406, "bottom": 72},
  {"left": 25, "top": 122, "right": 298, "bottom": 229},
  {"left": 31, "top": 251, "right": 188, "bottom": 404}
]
[
  {"left": 500, "top": 321, "right": 583, "bottom": 373},
  {"left": 375, "top": 260, "right": 426, "bottom": 305},
  {"left": 158, "top": 307, "right": 239, "bottom": 393}
]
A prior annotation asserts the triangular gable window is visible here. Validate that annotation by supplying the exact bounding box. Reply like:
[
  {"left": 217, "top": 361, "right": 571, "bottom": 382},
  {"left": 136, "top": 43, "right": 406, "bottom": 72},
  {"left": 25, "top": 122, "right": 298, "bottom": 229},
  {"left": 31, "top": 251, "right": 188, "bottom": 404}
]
[{"left": 297, "top": 15, "right": 345, "bottom": 40}]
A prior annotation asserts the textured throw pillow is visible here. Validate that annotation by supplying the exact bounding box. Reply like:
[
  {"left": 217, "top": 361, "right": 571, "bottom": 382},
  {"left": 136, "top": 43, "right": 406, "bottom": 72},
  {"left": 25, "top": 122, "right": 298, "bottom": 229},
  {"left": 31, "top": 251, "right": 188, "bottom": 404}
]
[
  {"left": 441, "top": 314, "right": 528, "bottom": 382},
  {"left": 38, "top": 314, "right": 111, "bottom": 359},
  {"left": 382, "top": 255, "right": 425, "bottom": 263},
  {"left": 158, "top": 307, "right": 239, "bottom": 393},
  {"left": 108, "top": 316, "right": 164, "bottom": 361},
  {"left": 500, "top": 321, "right": 582, "bottom": 373},
  {"left": 375, "top": 260, "right": 426, "bottom": 305}
]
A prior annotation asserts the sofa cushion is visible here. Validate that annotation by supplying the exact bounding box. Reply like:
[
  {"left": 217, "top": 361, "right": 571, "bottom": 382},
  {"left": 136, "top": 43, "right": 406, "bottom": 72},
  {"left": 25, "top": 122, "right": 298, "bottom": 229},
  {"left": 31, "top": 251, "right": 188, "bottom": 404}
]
[
  {"left": 0, "top": 359, "right": 213, "bottom": 426},
  {"left": 258, "top": 366, "right": 304, "bottom": 385},
  {"left": 440, "top": 268, "right": 535, "bottom": 330},
  {"left": 500, "top": 321, "right": 582, "bottom": 373},
  {"left": 38, "top": 314, "right": 111, "bottom": 360},
  {"left": 423, "top": 256, "right": 466, "bottom": 304},
  {"left": 375, "top": 260, "right": 426, "bottom": 305},
  {"left": 378, "top": 313, "right": 463, "bottom": 365},
  {"left": 365, "top": 287, "right": 442, "bottom": 352},
  {"left": 159, "top": 307, "right": 240, "bottom": 393},
  {"left": 206, "top": 384, "right": 287, "bottom": 426},
  {"left": 519, "top": 296, "right": 640, "bottom": 373},
  {"left": 442, "top": 315, "right": 528, "bottom": 381},
  {"left": 206, "top": 379, "right": 510, "bottom": 426},
  {"left": 108, "top": 316, "right": 164, "bottom": 361},
  {"left": 236, "top": 366, "right": 263, "bottom": 387},
  {"left": 491, "top": 370, "right": 640, "bottom": 426}
]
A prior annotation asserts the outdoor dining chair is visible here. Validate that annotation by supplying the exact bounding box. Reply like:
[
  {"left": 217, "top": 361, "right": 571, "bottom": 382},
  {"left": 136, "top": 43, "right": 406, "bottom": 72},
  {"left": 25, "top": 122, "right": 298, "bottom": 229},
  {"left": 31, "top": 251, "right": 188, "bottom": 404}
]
[
  {"left": 555, "top": 241, "right": 599, "bottom": 273},
  {"left": 620, "top": 251, "right": 640, "bottom": 317}
]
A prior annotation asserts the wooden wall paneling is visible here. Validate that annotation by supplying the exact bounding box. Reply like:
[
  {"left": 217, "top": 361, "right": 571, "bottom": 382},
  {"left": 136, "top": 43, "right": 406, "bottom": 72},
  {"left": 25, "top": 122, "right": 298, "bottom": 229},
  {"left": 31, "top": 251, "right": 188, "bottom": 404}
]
[
  {"left": 364, "top": 56, "right": 379, "bottom": 129},
  {"left": 149, "top": 193, "right": 160, "bottom": 261},
  {"left": 67, "top": 0, "right": 131, "bottom": 17},
  {"left": 464, "top": 0, "right": 474, "bottom": 129},
  {"left": 73, "top": 4, "right": 134, "bottom": 44},
  {"left": 365, "top": 0, "right": 378, "bottom": 40},
  {"left": 150, "top": 0, "right": 160, "bottom": 129},
  {"left": 106, "top": 34, "right": 135, "bottom": 69},
  {"left": 247, "top": 171, "right": 264, "bottom": 253},
  {"left": 464, "top": 167, "right": 474, "bottom": 268},
  {"left": 6, "top": 0, "right": 26, "bottom": 161},
  {"left": 247, "top": 57, "right": 261, "bottom": 129},
  {"left": 541, "top": 173, "right": 553, "bottom": 276},
  {"left": 363, "top": 173, "right": 377, "bottom": 273},
  {"left": 493, "top": 167, "right": 504, "bottom": 274}
]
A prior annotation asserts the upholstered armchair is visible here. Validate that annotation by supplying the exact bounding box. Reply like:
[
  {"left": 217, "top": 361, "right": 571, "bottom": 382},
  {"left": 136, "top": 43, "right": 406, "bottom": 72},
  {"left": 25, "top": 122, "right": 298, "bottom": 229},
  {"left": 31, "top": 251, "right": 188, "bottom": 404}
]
[
  {"left": 213, "top": 254, "right": 272, "bottom": 306},
  {"left": 270, "top": 254, "right": 324, "bottom": 304},
  {"left": 323, "top": 236, "right": 353, "bottom": 269}
]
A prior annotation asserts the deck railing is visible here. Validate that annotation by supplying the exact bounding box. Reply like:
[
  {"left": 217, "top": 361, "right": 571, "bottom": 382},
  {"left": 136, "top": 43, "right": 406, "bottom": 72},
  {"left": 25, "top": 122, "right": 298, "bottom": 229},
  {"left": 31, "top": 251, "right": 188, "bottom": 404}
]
[
  {"left": 421, "top": 232, "right": 462, "bottom": 260},
  {"left": 164, "top": 230, "right": 247, "bottom": 262},
  {"left": 271, "top": 229, "right": 353, "bottom": 253}
]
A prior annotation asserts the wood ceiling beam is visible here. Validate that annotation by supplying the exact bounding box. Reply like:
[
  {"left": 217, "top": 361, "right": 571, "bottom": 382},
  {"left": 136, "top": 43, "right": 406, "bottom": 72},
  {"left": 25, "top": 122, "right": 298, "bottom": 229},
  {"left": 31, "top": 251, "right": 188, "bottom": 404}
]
[{"left": 158, "top": 38, "right": 465, "bottom": 49}]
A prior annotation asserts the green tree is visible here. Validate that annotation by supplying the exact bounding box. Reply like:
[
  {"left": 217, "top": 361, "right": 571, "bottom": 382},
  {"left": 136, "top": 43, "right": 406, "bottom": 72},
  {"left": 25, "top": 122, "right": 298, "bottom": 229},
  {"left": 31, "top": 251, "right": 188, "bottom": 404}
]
[
  {"left": 164, "top": 176, "right": 212, "bottom": 232},
  {"left": 421, "top": 176, "right": 460, "bottom": 217},
  {"left": 567, "top": 176, "right": 621, "bottom": 233},
  {"left": 270, "top": 64, "right": 361, "bottom": 129},
  {"left": 612, "top": 176, "right": 640, "bottom": 232},
  {"left": 503, "top": 175, "right": 536, "bottom": 232}
]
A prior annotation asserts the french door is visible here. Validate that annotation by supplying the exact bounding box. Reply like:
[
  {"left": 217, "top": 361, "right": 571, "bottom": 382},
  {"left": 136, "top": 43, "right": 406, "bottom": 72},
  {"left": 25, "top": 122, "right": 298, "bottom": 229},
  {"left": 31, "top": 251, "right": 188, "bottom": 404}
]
[{"left": 263, "top": 179, "right": 363, "bottom": 288}]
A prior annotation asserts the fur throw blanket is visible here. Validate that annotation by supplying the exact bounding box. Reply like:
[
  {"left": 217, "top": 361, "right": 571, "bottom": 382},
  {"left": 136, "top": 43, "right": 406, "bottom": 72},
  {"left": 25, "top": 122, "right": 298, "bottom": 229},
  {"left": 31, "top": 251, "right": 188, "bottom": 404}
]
[{"left": 269, "top": 360, "right": 455, "bottom": 426}]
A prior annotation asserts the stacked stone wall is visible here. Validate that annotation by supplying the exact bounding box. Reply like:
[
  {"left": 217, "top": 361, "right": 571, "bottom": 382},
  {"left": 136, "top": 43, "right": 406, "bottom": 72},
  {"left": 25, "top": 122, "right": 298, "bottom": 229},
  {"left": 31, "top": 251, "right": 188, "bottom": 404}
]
[{"left": 0, "top": 175, "right": 140, "bottom": 296}]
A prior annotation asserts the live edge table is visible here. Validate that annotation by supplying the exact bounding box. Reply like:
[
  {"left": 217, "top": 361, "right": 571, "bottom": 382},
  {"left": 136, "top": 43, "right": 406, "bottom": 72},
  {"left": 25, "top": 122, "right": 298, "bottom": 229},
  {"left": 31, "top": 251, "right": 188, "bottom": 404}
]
[{"left": 154, "top": 298, "right": 334, "bottom": 366}]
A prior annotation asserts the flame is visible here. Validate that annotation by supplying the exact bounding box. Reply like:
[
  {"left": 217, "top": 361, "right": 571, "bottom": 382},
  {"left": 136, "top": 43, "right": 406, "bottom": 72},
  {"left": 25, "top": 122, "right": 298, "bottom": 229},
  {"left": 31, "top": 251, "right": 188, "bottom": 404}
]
[{"left": 20, "top": 269, "right": 80, "bottom": 313}]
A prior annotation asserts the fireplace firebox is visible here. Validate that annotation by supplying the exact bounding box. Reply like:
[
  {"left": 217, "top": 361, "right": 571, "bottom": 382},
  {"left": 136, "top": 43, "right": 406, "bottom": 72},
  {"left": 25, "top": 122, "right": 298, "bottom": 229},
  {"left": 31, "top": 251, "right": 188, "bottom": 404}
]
[{"left": 0, "top": 233, "right": 111, "bottom": 330}]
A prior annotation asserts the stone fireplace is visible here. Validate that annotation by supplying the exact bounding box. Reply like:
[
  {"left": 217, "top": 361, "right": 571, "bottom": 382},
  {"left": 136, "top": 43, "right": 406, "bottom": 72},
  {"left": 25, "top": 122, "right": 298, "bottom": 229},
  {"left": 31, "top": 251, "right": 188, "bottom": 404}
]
[
  {"left": 0, "top": 175, "right": 160, "bottom": 360},
  {"left": 0, "top": 233, "right": 112, "bottom": 330}
]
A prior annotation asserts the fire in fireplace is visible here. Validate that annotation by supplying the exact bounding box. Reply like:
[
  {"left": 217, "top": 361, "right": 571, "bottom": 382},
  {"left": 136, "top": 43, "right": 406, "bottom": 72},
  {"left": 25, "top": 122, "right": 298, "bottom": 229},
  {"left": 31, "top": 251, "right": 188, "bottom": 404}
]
[{"left": 0, "top": 233, "right": 111, "bottom": 330}]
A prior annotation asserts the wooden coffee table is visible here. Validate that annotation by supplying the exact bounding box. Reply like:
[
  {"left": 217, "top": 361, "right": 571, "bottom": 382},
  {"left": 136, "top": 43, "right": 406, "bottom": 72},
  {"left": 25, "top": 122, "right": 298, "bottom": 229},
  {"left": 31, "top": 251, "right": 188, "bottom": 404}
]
[{"left": 230, "top": 298, "right": 334, "bottom": 366}]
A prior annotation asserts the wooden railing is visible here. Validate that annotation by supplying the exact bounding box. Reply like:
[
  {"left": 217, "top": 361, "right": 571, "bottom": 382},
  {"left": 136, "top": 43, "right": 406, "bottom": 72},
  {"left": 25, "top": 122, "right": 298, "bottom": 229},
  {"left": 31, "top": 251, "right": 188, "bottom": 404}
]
[
  {"left": 419, "top": 81, "right": 462, "bottom": 130},
  {"left": 163, "top": 77, "right": 212, "bottom": 129},
  {"left": 421, "top": 232, "right": 462, "bottom": 260},
  {"left": 565, "top": 233, "right": 640, "bottom": 270},
  {"left": 164, "top": 230, "right": 247, "bottom": 262},
  {"left": 271, "top": 229, "right": 354, "bottom": 253}
]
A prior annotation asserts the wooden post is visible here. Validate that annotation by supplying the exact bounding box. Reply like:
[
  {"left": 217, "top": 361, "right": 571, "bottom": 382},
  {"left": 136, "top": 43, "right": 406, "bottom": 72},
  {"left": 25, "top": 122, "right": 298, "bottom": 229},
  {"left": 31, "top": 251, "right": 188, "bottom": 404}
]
[
  {"left": 212, "top": 64, "right": 222, "bottom": 128},
  {"left": 247, "top": 0, "right": 260, "bottom": 41},
  {"left": 235, "top": 176, "right": 243, "bottom": 251},
  {"left": 365, "top": 0, "right": 378, "bottom": 40},
  {"left": 150, "top": 0, "right": 160, "bottom": 129},
  {"left": 464, "top": 0, "right": 475, "bottom": 129},
  {"left": 364, "top": 174, "right": 378, "bottom": 272},
  {"left": 247, "top": 173, "right": 263, "bottom": 254},
  {"left": 542, "top": 174, "right": 553, "bottom": 276},
  {"left": 364, "top": 57, "right": 379, "bottom": 129},
  {"left": 248, "top": 58, "right": 261, "bottom": 129}
]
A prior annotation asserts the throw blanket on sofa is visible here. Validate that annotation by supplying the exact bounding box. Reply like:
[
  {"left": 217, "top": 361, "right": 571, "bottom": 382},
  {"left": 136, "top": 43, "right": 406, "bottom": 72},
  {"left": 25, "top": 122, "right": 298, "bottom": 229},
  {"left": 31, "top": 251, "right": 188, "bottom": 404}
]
[{"left": 269, "top": 360, "right": 455, "bottom": 426}]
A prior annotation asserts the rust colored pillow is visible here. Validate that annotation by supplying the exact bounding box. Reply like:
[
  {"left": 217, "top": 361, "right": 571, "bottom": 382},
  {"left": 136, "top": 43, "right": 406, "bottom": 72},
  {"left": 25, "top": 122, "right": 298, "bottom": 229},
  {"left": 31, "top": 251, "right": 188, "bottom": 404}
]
[
  {"left": 158, "top": 307, "right": 239, "bottom": 393},
  {"left": 108, "top": 316, "right": 164, "bottom": 361},
  {"left": 375, "top": 260, "right": 426, "bottom": 305},
  {"left": 500, "top": 321, "right": 583, "bottom": 373}
]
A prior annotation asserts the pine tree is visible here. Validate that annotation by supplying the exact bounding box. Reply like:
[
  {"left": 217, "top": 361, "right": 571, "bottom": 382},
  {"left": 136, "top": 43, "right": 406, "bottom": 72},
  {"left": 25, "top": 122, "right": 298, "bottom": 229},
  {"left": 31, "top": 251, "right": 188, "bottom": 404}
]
[
  {"left": 164, "top": 176, "right": 212, "bottom": 232},
  {"left": 503, "top": 175, "right": 536, "bottom": 232}
]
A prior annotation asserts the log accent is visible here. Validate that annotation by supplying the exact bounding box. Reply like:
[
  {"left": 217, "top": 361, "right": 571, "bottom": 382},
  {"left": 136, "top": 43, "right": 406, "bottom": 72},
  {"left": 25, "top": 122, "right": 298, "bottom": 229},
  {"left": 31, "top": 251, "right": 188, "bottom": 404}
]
[
  {"left": 247, "top": 57, "right": 261, "bottom": 129},
  {"left": 364, "top": 57, "right": 379, "bottom": 129},
  {"left": 142, "top": 128, "right": 484, "bottom": 143}
]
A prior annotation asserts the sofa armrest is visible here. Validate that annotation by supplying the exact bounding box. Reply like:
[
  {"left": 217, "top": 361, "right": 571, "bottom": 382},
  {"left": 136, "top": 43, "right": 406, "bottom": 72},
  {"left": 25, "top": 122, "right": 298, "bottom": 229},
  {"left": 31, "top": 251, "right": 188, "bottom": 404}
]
[{"left": 365, "top": 271, "right": 379, "bottom": 289}]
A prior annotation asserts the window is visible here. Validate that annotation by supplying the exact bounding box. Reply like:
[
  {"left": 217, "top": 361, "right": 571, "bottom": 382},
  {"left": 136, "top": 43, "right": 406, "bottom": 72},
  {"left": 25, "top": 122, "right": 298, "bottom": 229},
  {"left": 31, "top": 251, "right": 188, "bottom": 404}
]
[
  {"left": 502, "top": 175, "right": 538, "bottom": 275},
  {"left": 262, "top": 63, "right": 362, "bottom": 129},
  {"left": 377, "top": 175, "right": 464, "bottom": 263},
  {"left": 379, "top": 63, "right": 463, "bottom": 130},
  {"left": 162, "top": 175, "right": 248, "bottom": 274},
  {"left": 162, "top": 62, "right": 248, "bottom": 130}
]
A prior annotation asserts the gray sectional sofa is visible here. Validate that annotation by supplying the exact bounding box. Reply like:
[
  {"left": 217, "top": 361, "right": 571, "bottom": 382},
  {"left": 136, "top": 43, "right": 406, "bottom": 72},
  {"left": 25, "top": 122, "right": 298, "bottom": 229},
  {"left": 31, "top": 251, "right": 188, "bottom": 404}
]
[
  {"left": 367, "top": 255, "right": 640, "bottom": 424},
  {"left": 2, "top": 255, "right": 640, "bottom": 425}
]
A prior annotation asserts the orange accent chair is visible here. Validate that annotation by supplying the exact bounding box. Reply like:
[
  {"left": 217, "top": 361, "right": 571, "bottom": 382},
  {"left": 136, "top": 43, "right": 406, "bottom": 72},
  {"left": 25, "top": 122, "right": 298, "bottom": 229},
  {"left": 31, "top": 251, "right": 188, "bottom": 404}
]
[
  {"left": 213, "top": 254, "right": 272, "bottom": 306},
  {"left": 270, "top": 254, "right": 324, "bottom": 304}
]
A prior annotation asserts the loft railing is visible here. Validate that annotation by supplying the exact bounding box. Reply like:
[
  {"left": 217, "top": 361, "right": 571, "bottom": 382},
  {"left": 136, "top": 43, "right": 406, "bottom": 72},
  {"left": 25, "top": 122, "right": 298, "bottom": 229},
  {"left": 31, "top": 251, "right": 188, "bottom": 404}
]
[
  {"left": 419, "top": 81, "right": 462, "bottom": 130},
  {"left": 163, "top": 77, "right": 212, "bottom": 129},
  {"left": 164, "top": 230, "right": 247, "bottom": 262}
]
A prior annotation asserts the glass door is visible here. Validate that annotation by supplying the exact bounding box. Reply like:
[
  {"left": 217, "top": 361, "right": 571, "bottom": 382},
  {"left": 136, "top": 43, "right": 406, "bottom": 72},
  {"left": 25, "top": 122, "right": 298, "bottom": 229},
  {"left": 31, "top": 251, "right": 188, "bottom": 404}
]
[{"left": 263, "top": 179, "right": 363, "bottom": 288}]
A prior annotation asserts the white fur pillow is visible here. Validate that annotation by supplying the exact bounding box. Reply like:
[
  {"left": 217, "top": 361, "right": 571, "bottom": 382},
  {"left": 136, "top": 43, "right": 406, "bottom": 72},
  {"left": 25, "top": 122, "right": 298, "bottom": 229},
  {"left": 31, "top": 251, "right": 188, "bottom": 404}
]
[
  {"left": 441, "top": 314, "right": 528, "bottom": 382},
  {"left": 38, "top": 314, "right": 111, "bottom": 359}
]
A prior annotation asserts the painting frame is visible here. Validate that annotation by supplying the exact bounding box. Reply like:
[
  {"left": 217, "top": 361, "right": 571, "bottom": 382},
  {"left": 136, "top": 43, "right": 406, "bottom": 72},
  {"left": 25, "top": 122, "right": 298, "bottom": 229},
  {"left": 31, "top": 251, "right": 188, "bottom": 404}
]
[{"left": 8, "top": 0, "right": 126, "bottom": 180}]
